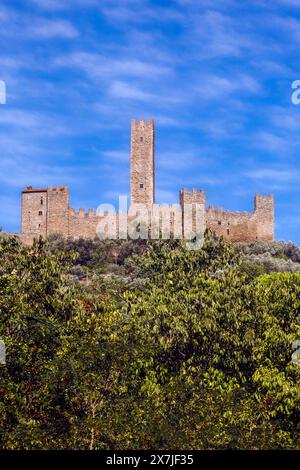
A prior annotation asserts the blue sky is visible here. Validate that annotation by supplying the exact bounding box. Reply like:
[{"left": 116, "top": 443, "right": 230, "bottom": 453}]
[{"left": 0, "top": 0, "right": 299, "bottom": 243}]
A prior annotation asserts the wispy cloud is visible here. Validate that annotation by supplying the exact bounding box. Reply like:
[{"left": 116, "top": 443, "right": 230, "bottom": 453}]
[
  {"left": 30, "top": 19, "right": 79, "bottom": 39},
  {"left": 195, "top": 74, "right": 261, "bottom": 101},
  {"left": 0, "top": 109, "right": 71, "bottom": 136},
  {"left": 245, "top": 167, "right": 299, "bottom": 182},
  {"left": 270, "top": 15, "right": 300, "bottom": 43},
  {"left": 101, "top": 150, "right": 129, "bottom": 162},
  {"left": 99, "top": 0, "right": 184, "bottom": 24},
  {"left": 28, "top": 0, "right": 98, "bottom": 10},
  {"left": 0, "top": 5, "right": 13, "bottom": 21},
  {"left": 189, "top": 10, "right": 256, "bottom": 59},
  {"left": 53, "top": 52, "right": 171, "bottom": 80},
  {"left": 0, "top": 9, "right": 79, "bottom": 40},
  {"left": 0, "top": 0, "right": 299, "bottom": 241},
  {"left": 29, "top": 0, "right": 68, "bottom": 11},
  {"left": 109, "top": 81, "right": 154, "bottom": 102},
  {"left": 276, "top": 0, "right": 300, "bottom": 8}
]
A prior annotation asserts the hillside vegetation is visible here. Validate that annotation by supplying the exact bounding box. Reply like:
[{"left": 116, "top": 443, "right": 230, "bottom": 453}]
[
  {"left": 0, "top": 232, "right": 300, "bottom": 449},
  {"left": 45, "top": 233, "right": 300, "bottom": 281}
]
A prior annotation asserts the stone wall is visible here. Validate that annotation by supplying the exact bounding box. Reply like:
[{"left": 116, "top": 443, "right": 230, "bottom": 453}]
[
  {"left": 206, "top": 207, "right": 258, "bottom": 242},
  {"left": 205, "top": 193, "right": 274, "bottom": 242},
  {"left": 21, "top": 187, "right": 48, "bottom": 237},
  {"left": 47, "top": 186, "right": 69, "bottom": 237},
  {"left": 19, "top": 118, "right": 275, "bottom": 245},
  {"left": 130, "top": 118, "right": 155, "bottom": 208},
  {"left": 180, "top": 189, "right": 206, "bottom": 237},
  {"left": 20, "top": 191, "right": 274, "bottom": 244},
  {"left": 69, "top": 208, "right": 99, "bottom": 239}
]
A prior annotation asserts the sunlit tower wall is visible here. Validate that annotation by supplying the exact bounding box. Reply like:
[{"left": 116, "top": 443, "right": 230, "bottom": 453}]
[{"left": 130, "top": 118, "right": 155, "bottom": 208}]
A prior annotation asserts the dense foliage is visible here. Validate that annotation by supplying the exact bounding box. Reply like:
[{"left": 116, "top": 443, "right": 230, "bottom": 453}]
[
  {"left": 0, "top": 233, "right": 300, "bottom": 449},
  {"left": 236, "top": 240, "right": 300, "bottom": 273}
]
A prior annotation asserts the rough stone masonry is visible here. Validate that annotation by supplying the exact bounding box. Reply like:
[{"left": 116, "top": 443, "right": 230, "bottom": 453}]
[{"left": 19, "top": 118, "right": 274, "bottom": 244}]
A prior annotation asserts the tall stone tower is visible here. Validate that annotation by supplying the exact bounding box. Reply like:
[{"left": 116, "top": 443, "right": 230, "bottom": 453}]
[{"left": 130, "top": 118, "right": 155, "bottom": 207}]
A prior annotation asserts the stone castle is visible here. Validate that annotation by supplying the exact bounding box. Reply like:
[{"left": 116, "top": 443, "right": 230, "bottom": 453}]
[{"left": 19, "top": 118, "right": 274, "bottom": 244}]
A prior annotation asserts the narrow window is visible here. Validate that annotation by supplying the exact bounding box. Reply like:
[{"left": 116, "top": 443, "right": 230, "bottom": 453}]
[
  {"left": 40, "top": 198, "right": 43, "bottom": 205},
  {"left": 227, "top": 229, "right": 230, "bottom": 235},
  {"left": 39, "top": 211, "right": 43, "bottom": 216},
  {"left": 218, "top": 221, "right": 221, "bottom": 225},
  {"left": 140, "top": 183, "right": 144, "bottom": 189}
]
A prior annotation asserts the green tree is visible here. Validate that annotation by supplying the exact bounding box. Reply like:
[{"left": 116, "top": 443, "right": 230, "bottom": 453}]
[{"left": 1, "top": 234, "right": 300, "bottom": 449}]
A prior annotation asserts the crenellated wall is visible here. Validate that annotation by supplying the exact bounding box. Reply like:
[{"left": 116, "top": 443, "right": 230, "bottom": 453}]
[
  {"left": 19, "top": 119, "right": 275, "bottom": 245},
  {"left": 20, "top": 185, "right": 274, "bottom": 244},
  {"left": 206, "top": 207, "right": 257, "bottom": 242},
  {"left": 205, "top": 193, "right": 274, "bottom": 242},
  {"left": 69, "top": 208, "right": 100, "bottom": 239}
]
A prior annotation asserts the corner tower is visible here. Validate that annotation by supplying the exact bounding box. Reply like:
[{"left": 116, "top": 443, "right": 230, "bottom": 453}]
[
  {"left": 130, "top": 118, "right": 155, "bottom": 207},
  {"left": 254, "top": 193, "right": 274, "bottom": 241},
  {"left": 21, "top": 186, "right": 48, "bottom": 237}
]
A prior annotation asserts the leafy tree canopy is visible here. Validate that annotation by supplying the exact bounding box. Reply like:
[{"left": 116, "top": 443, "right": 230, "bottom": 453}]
[{"left": 0, "top": 234, "right": 299, "bottom": 449}]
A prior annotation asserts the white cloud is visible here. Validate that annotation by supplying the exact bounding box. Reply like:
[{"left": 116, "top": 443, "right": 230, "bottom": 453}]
[
  {"left": 253, "top": 131, "right": 300, "bottom": 154},
  {"left": 0, "top": 109, "right": 71, "bottom": 136},
  {"left": 270, "top": 15, "right": 300, "bottom": 43},
  {"left": 157, "top": 151, "right": 199, "bottom": 171},
  {"left": 0, "top": 9, "right": 79, "bottom": 40},
  {"left": 245, "top": 168, "right": 299, "bottom": 182},
  {"left": 99, "top": 0, "right": 184, "bottom": 24},
  {"left": 109, "top": 81, "right": 154, "bottom": 102},
  {"left": 54, "top": 52, "right": 171, "bottom": 80},
  {"left": 0, "top": 5, "right": 14, "bottom": 21},
  {"left": 276, "top": 0, "right": 300, "bottom": 7},
  {"left": 155, "top": 115, "right": 183, "bottom": 127},
  {"left": 270, "top": 107, "right": 300, "bottom": 132},
  {"left": 190, "top": 10, "right": 253, "bottom": 59},
  {"left": 0, "top": 152, "right": 77, "bottom": 189},
  {"left": 0, "top": 109, "right": 40, "bottom": 128},
  {"left": 28, "top": 0, "right": 97, "bottom": 10},
  {"left": 102, "top": 150, "right": 129, "bottom": 162},
  {"left": 0, "top": 194, "right": 21, "bottom": 228},
  {"left": 30, "top": 19, "right": 79, "bottom": 39},
  {"left": 108, "top": 80, "right": 182, "bottom": 106},
  {"left": 29, "top": 0, "right": 67, "bottom": 10},
  {"left": 195, "top": 74, "right": 261, "bottom": 101}
]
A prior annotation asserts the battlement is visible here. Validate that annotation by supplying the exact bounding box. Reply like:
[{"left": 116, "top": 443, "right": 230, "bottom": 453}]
[
  {"left": 180, "top": 188, "right": 206, "bottom": 206},
  {"left": 131, "top": 118, "right": 154, "bottom": 130},
  {"left": 206, "top": 206, "right": 252, "bottom": 217},
  {"left": 22, "top": 186, "right": 47, "bottom": 194},
  {"left": 69, "top": 207, "right": 97, "bottom": 218},
  {"left": 19, "top": 119, "right": 275, "bottom": 244},
  {"left": 254, "top": 193, "right": 274, "bottom": 212},
  {"left": 48, "top": 185, "right": 68, "bottom": 193}
]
